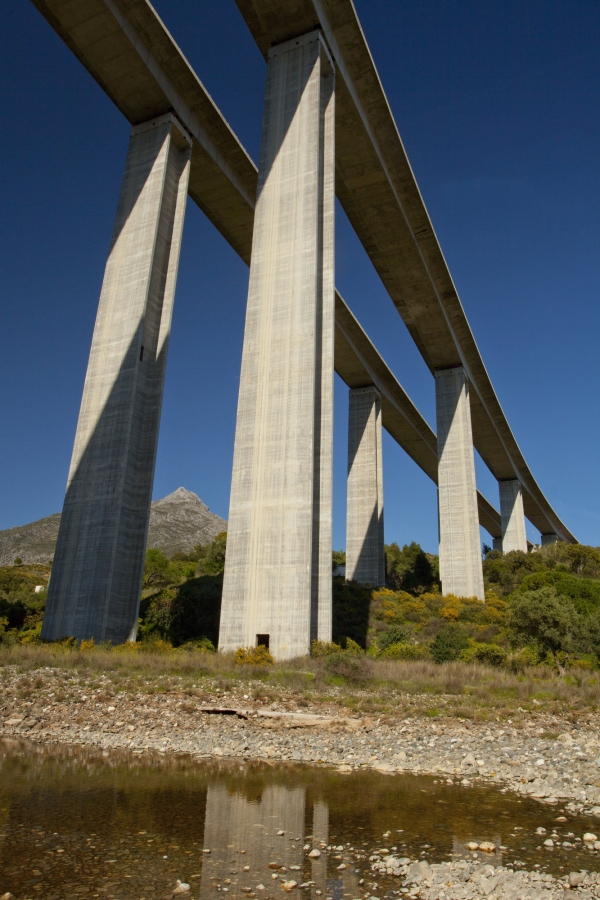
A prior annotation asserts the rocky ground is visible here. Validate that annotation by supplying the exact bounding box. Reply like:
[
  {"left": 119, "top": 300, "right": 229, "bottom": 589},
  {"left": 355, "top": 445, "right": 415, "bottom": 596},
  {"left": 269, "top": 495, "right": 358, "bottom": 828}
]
[
  {"left": 4, "top": 664, "right": 600, "bottom": 898},
  {"left": 2, "top": 664, "right": 600, "bottom": 812},
  {"left": 374, "top": 856, "right": 600, "bottom": 898}
]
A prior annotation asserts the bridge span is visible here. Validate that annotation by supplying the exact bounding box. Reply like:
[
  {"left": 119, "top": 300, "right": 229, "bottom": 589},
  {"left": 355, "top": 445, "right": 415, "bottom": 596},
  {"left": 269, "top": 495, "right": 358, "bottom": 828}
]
[{"left": 32, "top": 0, "right": 575, "bottom": 655}]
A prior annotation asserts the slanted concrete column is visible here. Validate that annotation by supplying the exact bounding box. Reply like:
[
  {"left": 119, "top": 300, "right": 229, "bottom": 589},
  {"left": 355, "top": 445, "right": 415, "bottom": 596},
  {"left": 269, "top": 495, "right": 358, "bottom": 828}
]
[
  {"left": 435, "top": 366, "right": 484, "bottom": 599},
  {"left": 42, "top": 114, "right": 191, "bottom": 643},
  {"left": 542, "top": 533, "right": 559, "bottom": 546},
  {"left": 219, "top": 31, "right": 335, "bottom": 659},
  {"left": 346, "top": 386, "right": 385, "bottom": 586},
  {"left": 499, "top": 479, "right": 527, "bottom": 553}
]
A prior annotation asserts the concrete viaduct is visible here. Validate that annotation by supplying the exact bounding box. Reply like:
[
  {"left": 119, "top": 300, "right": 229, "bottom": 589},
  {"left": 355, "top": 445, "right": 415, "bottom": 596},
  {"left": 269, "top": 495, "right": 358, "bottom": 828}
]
[{"left": 33, "top": 0, "right": 576, "bottom": 658}]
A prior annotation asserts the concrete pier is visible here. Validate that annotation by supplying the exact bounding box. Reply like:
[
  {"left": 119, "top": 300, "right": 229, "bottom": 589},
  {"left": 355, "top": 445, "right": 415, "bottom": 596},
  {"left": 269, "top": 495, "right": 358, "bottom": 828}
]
[
  {"left": 435, "top": 367, "right": 484, "bottom": 599},
  {"left": 346, "top": 386, "right": 385, "bottom": 585},
  {"left": 499, "top": 479, "right": 527, "bottom": 553},
  {"left": 42, "top": 114, "right": 191, "bottom": 643},
  {"left": 542, "top": 533, "right": 559, "bottom": 546},
  {"left": 219, "top": 31, "right": 335, "bottom": 659}
]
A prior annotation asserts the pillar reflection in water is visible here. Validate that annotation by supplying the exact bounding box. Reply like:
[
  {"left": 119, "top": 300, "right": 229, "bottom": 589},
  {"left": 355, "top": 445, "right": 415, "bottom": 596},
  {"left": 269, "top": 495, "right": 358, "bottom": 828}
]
[
  {"left": 201, "top": 783, "right": 305, "bottom": 899},
  {"left": 311, "top": 801, "right": 328, "bottom": 900}
]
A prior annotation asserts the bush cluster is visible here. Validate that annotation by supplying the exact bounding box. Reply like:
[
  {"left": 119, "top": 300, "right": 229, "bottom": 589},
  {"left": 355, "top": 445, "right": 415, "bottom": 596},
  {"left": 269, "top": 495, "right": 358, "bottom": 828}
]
[{"left": 4, "top": 536, "right": 600, "bottom": 676}]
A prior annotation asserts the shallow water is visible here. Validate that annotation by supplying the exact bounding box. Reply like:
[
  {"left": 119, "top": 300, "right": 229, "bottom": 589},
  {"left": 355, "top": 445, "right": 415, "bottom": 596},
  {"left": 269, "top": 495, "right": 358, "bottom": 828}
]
[{"left": 1, "top": 738, "right": 599, "bottom": 900}]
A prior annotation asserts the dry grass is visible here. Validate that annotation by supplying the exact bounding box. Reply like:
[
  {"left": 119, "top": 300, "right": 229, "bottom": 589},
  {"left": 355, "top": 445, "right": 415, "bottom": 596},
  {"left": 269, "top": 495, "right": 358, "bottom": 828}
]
[{"left": 0, "top": 643, "right": 599, "bottom": 718}]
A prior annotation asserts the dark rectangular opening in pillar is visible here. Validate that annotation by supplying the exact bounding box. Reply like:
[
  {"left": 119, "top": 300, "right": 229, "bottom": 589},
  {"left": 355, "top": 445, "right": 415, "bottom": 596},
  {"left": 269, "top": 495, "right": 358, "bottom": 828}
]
[{"left": 256, "top": 634, "right": 270, "bottom": 649}]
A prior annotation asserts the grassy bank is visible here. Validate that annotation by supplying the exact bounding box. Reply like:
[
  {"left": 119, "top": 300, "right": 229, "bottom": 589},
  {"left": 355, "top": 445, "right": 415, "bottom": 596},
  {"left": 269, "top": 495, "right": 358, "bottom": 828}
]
[{"left": 2, "top": 641, "right": 600, "bottom": 723}]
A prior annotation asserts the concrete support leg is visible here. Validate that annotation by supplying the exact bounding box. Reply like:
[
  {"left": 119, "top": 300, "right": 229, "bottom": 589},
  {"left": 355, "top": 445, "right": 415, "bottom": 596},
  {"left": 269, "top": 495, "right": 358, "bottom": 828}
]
[
  {"left": 492, "top": 538, "right": 503, "bottom": 552},
  {"left": 499, "top": 479, "right": 527, "bottom": 553},
  {"left": 346, "top": 386, "right": 385, "bottom": 585},
  {"left": 42, "top": 114, "right": 191, "bottom": 643},
  {"left": 219, "top": 31, "right": 335, "bottom": 659},
  {"left": 435, "top": 367, "right": 484, "bottom": 599},
  {"left": 542, "top": 533, "right": 559, "bottom": 546}
]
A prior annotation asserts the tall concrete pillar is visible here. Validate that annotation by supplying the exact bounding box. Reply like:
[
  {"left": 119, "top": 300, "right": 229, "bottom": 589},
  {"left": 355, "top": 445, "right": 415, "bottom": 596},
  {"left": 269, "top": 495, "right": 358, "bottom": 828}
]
[
  {"left": 499, "top": 479, "right": 527, "bottom": 553},
  {"left": 435, "top": 366, "right": 484, "bottom": 599},
  {"left": 42, "top": 114, "right": 191, "bottom": 643},
  {"left": 542, "top": 533, "right": 559, "bottom": 546},
  {"left": 346, "top": 386, "right": 385, "bottom": 586},
  {"left": 219, "top": 31, "right": 335, "bottom": 659}
]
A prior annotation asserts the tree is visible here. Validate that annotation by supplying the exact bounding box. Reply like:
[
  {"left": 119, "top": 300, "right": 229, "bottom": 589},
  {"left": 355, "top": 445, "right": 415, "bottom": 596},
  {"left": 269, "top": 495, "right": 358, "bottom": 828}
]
[
  {"left": 332, "top": 549, "right": 346, "bottom": 571},
  {"left": 195, "top": 532, "right": 227, "bottom": 576},
  {"left": 143, "top": 548, "right": 172, "bottom": 588},
  {"left": 430, "top": 623, "right": 469, "bottom": 663},
  {"left": 385, "top": 541, "right": 438, "bottom": 594},
  {"left": 508, "top": 586, "right": 581, "bottom": 675}
]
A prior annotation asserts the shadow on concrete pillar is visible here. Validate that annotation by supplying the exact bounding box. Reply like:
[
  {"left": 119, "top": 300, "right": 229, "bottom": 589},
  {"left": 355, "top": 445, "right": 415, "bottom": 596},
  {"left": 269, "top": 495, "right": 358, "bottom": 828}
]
[
  {"left": 499, "top": 479, "right": 527, "bottom": 553},
  {"left": 42, "top": 114, "right": 191, "bottom": 643},
  {"left": 435, "top": 366, "right": 484, "bottom": 599},
  {"left": 541, "top": 533, "right": 559, "bottom": 546},
  {"left": 220, "top": 31, "right": 335, "bottom": 659},
  {"left": 346, "top": 386, "right": 385, "bottom": 586}
]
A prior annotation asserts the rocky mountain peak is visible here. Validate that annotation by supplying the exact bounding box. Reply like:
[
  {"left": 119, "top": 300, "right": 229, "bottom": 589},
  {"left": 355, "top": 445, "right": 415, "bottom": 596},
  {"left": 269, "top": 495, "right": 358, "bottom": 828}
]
[{"left": 0, "top": 487, "right": 227, "bottom": 565}]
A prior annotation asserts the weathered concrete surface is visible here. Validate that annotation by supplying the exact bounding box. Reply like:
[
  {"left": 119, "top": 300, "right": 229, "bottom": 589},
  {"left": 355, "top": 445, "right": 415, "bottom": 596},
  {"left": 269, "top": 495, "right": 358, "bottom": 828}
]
[
  {"left": 219, "top": 33, "right": 335, "bottom": 660},
  {"left": 33, "top": 0, "right": 576, "bottom": 544},
  {"left": 42, "top": 114, "right": 191, "bottom": 643},
  {"left": 499, "top": 479, "right": 528, "bottom": 553},
  {"left": 346, "top": 386, "right": 385, "bottom": 586},
  {"left": 436, "top": 368, "right": 484, "bottom": 599}
]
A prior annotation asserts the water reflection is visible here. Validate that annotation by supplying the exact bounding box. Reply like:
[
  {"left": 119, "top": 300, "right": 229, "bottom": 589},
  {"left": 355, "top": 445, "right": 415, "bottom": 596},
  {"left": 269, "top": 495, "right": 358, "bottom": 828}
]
[
  {"left": 1, "top": 738, "right": 600, "bottom": 900},
  {"left": 201, "top": 783, "right": 305, "bottom": 898}
]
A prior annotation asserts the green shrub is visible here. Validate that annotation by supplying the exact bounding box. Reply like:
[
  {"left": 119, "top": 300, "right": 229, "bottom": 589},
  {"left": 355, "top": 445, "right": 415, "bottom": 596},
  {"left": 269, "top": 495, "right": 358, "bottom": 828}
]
[
  {"left": 380, "top": 642, "right": 429, "bottom": 660},
  {"left": 323, "top": 652, "right": 372, "bottom": 683},
  {"left": 235, "top": 645, "right": 274, "bottom": 666},
  {"left": 310, "top": 640, "right": 343, "bottom": 658},
  {"left": 178, "top": 637, "right": 216, "bottom": 652},
  {"left": 431, "top": 624, "right": 469, "bottom": 663},
  {"left": 460, "top": 642, "right": 507, "bottom": 667},
  {"left": 341, "top": 637, "right": 364, "bottom": 655},
  {"left": 378, "top": 624, "right": 409, "bottom": 651}
]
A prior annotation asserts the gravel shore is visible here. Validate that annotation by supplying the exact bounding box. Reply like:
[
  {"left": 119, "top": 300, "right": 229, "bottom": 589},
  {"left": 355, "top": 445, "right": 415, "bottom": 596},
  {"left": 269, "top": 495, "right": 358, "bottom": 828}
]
[{"left": 2, "top": 664, "right": 600, "bottom": 815}]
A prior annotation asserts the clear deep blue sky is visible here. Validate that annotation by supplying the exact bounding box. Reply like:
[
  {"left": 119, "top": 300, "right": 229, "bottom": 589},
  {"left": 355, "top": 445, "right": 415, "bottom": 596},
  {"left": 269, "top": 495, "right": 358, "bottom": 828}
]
[{"left": 2, "top": 0, "right": 600, "bottom": 553}]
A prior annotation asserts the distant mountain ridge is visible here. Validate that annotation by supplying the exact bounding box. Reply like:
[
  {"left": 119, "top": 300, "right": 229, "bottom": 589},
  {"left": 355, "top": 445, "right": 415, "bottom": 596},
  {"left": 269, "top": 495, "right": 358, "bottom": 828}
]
[{"left": 0, "top": 487, "right": 227, "bottom": 565}]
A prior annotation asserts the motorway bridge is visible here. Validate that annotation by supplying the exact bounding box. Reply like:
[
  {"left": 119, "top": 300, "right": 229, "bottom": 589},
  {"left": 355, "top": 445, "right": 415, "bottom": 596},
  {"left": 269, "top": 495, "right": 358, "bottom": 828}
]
[{"left": 34, "top": 0, "right": 576, "bottom": 657}]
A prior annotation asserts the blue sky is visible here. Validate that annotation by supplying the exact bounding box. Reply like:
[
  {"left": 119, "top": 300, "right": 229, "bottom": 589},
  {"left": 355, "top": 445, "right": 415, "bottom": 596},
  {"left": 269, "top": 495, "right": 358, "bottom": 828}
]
[{"left": 2, "top": 0, "right": 600, "bottom": 554}]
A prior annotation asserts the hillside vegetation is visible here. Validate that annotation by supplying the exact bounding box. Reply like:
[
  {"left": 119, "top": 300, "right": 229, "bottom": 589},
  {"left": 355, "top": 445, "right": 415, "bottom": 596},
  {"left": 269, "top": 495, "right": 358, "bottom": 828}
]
[{"left": 3, "top": 538, "right": 600, "bottom": 674}]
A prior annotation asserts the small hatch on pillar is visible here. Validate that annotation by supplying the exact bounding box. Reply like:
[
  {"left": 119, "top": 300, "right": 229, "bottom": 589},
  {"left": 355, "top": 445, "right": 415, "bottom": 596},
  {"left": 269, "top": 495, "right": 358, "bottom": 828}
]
[{"left": 256, "top": 634, "right": 270, "bottom": 649}]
